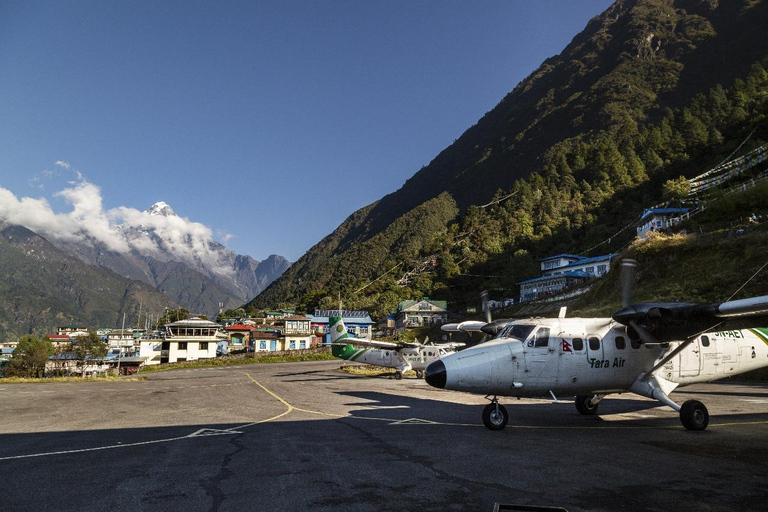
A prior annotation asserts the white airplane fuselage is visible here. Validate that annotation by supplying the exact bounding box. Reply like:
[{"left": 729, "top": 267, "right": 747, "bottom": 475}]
[
  {"left": 339, "top": 345, "right": 455, "bottom": 372},
  {"left": 438, "top": 318, "right": 768, "bottom": 398}
]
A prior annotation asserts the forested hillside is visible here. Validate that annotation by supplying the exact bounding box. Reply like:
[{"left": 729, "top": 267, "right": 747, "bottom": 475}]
[
  {"left": 250, "top": 0, "right": 768, "bottom": 317},
  {"left": 0, "top": 224, "right": 176, "bottom": 339}
]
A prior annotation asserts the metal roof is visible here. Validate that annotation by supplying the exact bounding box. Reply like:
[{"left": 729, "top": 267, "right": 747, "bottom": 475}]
[
  {"left": 519, "top": 270, "right": 592, "bottom": 285},
  {"left": 539, "top": 254, "right": 583, "bottom": 262},
  {"left": 639, "top": 208, "right": 690, "bottom": 221},
  {"left": 165, "top": 317, "right": 221, "bottom": 328}
]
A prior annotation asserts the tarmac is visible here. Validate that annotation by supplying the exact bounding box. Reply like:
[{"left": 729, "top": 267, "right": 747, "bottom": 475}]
[{"left": 1, "top": 360, "right": 767, "bottom": 511}]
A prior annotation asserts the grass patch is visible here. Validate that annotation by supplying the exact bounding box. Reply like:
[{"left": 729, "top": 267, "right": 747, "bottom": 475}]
[
  {"left": 0, "top": 375, "right": 146, "bottom": 384},
  {"left": 136, "top": 350, "right": 337, "bottom": 374},
  {"left": 339, "top": 364, "right": 416, "bottom": 377}
]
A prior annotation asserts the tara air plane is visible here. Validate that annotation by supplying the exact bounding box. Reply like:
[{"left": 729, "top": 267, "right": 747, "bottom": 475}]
[
  {"left": 329, "top": 314, "right": 464, "bottom": 379},
  {"left": 425, "top": 260, "right": 768, "bottom": 431}
]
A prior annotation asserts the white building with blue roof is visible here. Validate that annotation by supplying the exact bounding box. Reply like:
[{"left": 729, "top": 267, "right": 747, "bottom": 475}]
[
  {"left": 519, "top": 253, "right": 618, "bottom": 302},
  {"left": 636, "top": 207, "right": 691, "bottom": 239}
]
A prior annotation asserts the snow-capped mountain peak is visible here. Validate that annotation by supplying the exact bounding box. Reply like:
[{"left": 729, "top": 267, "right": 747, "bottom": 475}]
[{"left": 145, "top": 201, "right": 177, "bottom": 217}]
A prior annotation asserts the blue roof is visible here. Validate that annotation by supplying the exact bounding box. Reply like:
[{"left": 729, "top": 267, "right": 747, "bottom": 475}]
[
  {"left": 539, "top": 254, "right": 583, "bottom": 262},
  {"left": 558, "top": 253, "right": 617, "bottom": 269},
  {"left": 0, "top": 347, "right": 14, "bottom": 355},
  {"left": 639, "top": 208, "right": 690, "bottom": 221},
  {"left": 518, "top": 270, "right": 591, "bottom": 285},
  {"left": 306, "top": 314, "right": 374, "bottom": 325}
]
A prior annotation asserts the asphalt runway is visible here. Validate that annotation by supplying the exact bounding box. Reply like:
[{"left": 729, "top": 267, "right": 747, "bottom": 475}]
[{"left": 1, "top": 360, "right": 767, "bottom": 511}]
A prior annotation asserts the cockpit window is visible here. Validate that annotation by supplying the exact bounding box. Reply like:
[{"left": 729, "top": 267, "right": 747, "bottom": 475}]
[{"left": 498, "top": 324, "right": 536, "bottom": 341}]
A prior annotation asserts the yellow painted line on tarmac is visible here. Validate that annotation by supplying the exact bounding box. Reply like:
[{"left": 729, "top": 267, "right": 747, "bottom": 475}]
[{"left": 708, "top": 420, "right": 768, "bottom": 428}]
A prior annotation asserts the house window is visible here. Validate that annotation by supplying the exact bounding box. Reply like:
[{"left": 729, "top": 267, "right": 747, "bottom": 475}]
[
  {"left": 289, "top": 340, "right": 296, "bottom": 349},
  {"left": 200, "top": 342, "right": 209, "bottom": 350},
  {"left": 585, "top": 266, "right": 595, "bottom": 275},
  {"left": 260, "top": 340, "right": 266, "bottom": 350},
  {"left": 299, "top": 340, "right": 306, "bottom": 349},
  {"left": 178, "top": 342, "right": 187, "bottom": 350},
  {"left": 597, "top": 264, "right": 607, "bottom": 275}
]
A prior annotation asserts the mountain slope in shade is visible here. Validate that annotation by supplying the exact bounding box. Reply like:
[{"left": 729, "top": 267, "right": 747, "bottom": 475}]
[
  {"left": 0, "top": 223, "right": 177, "bottom": 339},
  {"left": 250, "top": 0, "right": 768, "bottom": 310}
]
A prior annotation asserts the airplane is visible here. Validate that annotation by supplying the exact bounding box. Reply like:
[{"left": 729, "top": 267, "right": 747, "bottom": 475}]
[
  {"left": 328, "top": 314, "right": 464, "bottom": 379},
  {"left": 425, "top": 260, "right": 768, "bottom": 431}
]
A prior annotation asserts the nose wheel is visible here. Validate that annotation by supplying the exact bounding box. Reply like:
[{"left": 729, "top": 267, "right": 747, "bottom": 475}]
[{"left": 482, "top": 396, "right": 509, "bottom": 430}]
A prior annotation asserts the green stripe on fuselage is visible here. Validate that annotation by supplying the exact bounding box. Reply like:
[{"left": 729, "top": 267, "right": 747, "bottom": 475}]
[
  {"left": 331, "top": 343, "right": 369, "bottom": 361},
  {"left": 750, "top": 328, "right": 768, "bottom": 345}
]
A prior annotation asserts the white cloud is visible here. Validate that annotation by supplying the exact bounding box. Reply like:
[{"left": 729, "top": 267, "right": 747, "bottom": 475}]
[{"left": 0, "top": 165, "right": 235, "bottom": 276}]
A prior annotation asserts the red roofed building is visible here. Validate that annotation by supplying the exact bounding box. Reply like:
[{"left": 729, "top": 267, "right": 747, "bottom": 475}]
[
  {"left": 225, "top": 324, "right": 253, "bottom": 352},
  {"left": 45, "top": 334, "right": 73, "bottom": 350}
]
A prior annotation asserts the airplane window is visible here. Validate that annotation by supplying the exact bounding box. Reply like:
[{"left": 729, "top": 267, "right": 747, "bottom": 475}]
[
  {"left": 615, "top": 336, "right": 626, "bottom": 350},
  {"left": 588, "top": 337, "right": 600, "bottom": 350},
  {"left": 701, "top": 335, "right": 710, "bottom": 347},
  {"left": 534, "top": 328, "right": 550, "bottom": 347},
  {"left": 572, "top": 338, "right": 584, "bottom": 351},
  {"left": 500, "top": 324, "right": 537, "bottom": 341}
]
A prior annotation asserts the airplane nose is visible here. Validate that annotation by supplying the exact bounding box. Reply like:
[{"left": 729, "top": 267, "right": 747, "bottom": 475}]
[{"left": 425, "top": 360, "right": 446, "bottom": 389}]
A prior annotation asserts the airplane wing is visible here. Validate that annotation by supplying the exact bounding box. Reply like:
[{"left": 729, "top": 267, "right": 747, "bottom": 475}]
[
  {"left": 332, "top": 337, "right": 417, "bottom": 350},
  {"left": 613, "top": 294, "right": 768, "bottom": 343}
]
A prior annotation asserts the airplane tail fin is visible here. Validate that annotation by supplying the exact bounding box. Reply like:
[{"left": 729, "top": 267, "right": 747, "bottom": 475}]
[{"left": 329, "top": 314, "right": 350, "bottom": 357}]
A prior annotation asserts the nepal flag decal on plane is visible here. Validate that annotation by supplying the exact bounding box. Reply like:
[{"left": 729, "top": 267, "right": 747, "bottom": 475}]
[{"left": 562, "top": 339, "right": 572, "bottom": 353}]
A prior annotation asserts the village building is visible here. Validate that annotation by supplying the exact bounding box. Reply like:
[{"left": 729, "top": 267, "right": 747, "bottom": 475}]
[
  {"left": 139, "top": 317, "right": 220, "bottom": 365},
  {"left": 518, "top": 253, "right": 617, "bottom": 302},
  {"left": 636, "top": 207, "right": 691, "bottom": 239},
  {"left": 394, "top": 299, "right": 449, "bottom": 333},
  {"left": 44, "top": 334, "right": 74, "bottom": 350},
  {"left": 107, "top": 329, "right": 135, "bottom": 356},
  {"left": 57, "top": 324, "right": 88, "bottom": 336},
  {"left": 377, "top": 315, "right": 396, "bottom": 337},
  {"left": 274, "top": 315, "right": 315, "bottom": 349},
  {"left": 249, "top": 329, "right": 284, "bottom": 352},
  {"left": 225, "top": 324, "right": 253, "bottom": 352}
]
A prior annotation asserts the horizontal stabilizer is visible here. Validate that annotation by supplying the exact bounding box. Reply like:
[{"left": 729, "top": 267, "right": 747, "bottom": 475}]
[{"left": 440, "top": 320, "right": 488, "bottom": 333}]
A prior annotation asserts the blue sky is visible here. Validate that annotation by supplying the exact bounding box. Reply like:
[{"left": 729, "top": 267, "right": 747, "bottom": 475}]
[{"left": 0, "top": 0, "right": 613, "bottom": 262}]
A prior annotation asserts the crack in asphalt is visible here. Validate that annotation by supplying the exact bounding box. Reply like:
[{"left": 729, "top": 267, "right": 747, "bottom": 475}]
[{"left": 199, "top": 432, "right": 246, "bottom": 511}]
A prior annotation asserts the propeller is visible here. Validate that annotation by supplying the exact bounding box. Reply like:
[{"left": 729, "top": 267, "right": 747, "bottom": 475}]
[
  {"left": 481, "top": 290, "right": 492, "bottom": 323},
  {"left": 612, "top": 258, "right": 663, "bottom": 344},
  {"left": 620, "top": 259, "right": 638, "bottom": 308}
]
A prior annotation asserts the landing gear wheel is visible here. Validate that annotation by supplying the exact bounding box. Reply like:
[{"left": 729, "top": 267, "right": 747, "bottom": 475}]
[
  {"left": 680, "top": 400, "right": 709, "bottom": 431},
  {"left": 415, "top": 370, "right": 424, "bottom": 379},
  {"left": 575, "top": 395, "right": 599, "bottom": 415},
  {"left": 482, "top": 403, "right": 509, "bottom": 430},
  {"left": 394, "top": 371, "right": 403, "bottom": 380}
]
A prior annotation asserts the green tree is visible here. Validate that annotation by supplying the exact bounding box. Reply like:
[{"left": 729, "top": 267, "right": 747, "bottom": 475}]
[
  {"left": 662, "top": 176, "right": 691, "bottom": 201},
  {"left": 7, "top": 335, "right": 55, "bottom": 378},
  {"left": 72, "top": 332, "right": 108, "bottom": 378}
]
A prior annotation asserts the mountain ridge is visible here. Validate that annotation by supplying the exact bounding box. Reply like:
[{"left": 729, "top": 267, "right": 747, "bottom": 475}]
[{"left": 250, "top": 0, "right": 768, "bottom": 315}]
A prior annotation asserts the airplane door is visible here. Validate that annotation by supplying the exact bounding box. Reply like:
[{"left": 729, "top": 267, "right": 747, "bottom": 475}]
[
  {"left": 586, "top": 334, "right": 603, "bottom": 363},
  {"left": 524, "top": 327, "right": 559, "bottom": 390},
  {"left": 679, "top": 338, "right": 701, "bottom": 377}
]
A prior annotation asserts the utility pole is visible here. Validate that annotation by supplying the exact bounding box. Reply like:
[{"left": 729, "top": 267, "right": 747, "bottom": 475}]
[{"left": 117, "top": 312, "right": 125, "bottom": 376}]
